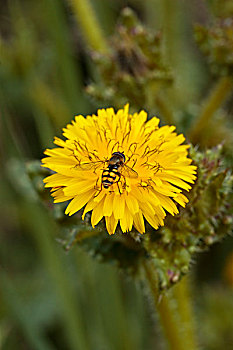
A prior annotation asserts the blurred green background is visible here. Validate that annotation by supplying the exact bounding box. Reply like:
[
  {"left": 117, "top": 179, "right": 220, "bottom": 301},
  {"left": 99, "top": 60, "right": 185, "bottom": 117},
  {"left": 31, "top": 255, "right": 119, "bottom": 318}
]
[{"left": 1, "top": 0, "right": 233, "bottom": 349}]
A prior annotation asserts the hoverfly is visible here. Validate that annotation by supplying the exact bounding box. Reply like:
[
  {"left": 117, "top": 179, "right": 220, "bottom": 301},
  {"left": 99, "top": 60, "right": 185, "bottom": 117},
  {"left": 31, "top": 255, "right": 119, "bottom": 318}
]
[{"left": 74, "top": 151, "right": 138, "bottom": 192}]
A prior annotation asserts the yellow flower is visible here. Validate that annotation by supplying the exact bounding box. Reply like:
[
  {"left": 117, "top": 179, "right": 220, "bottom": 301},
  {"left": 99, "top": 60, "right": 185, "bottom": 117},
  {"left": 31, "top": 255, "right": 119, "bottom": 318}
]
[{"left": 42, "top": 104, "right": 196, "bottom": 235}]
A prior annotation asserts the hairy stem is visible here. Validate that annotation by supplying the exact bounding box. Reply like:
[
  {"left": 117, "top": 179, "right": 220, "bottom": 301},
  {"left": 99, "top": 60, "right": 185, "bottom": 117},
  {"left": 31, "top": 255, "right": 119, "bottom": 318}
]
[
  {"left": 172, "top": 277, "right": 198, "bottom": 350},
  {"left": 189, "top": 76, "right": 233, "bottom": 143},
  {"left": 143, "top": 261, "right": 187, "bottom": 350},
  {"left": 70, "top": 0, "right": 108, "bottom": 53}
]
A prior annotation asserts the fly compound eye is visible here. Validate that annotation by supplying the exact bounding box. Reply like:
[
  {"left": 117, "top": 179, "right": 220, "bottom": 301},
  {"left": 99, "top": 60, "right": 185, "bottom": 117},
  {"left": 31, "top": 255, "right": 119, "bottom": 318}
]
[{"left": 112, "top": 151, "right": 125, "bottom": 163}]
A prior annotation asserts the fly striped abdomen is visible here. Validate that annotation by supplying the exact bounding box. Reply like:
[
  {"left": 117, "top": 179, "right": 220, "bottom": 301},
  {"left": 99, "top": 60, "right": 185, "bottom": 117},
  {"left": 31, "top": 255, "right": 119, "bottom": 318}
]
[{"left": 102, "top": 165, "right": 120, "bottom": 189}]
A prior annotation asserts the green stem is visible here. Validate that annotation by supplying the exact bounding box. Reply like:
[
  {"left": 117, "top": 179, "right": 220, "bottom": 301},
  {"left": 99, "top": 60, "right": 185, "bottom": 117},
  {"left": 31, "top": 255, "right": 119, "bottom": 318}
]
[
  {"left": 172, "top": 277, "right": 198, "bottom": 350},
  {"left": 189, "top": 76, "right": 233, "bottom": 143},
  {"left": 70, "top": 0, "right": 108, "bottom": 53},
  {"left": 143, "top": 261, "right": 186, "bottom": 350}
]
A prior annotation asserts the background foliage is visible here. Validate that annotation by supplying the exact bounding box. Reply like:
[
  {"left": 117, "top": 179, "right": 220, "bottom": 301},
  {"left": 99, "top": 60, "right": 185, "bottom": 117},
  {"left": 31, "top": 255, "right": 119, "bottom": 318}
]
[{"left": 0, "top": 0, "right": 233, "bottom": 349}]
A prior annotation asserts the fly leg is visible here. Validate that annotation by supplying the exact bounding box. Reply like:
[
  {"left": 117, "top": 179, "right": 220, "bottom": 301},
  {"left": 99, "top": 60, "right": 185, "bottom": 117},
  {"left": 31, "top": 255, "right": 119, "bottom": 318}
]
[
  {"left": 115, "top": 173, "right": 127, "bottom": 194},
  {"left": 120, "top": 173, "right": 128, "bottom": 191},
  {"left": 94, "top": 175, "right": 103, "bottom": 197},
  {"left": 116, "top": 179, "right": 122, "bottom": 195}
]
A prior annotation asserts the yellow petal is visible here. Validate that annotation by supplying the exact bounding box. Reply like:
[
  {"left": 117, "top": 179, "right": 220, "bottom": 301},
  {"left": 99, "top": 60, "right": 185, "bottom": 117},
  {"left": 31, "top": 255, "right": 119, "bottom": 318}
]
[
  {"left": 42, "top": 156, "right": 76, "bottom": 166},
  {"left": 174, "top": 193, "right": 189, "bottom": 207},
  {"left": 155, "top": 193, "right": 179, "bottom": 215},
  {"left": 82, "top": 197, "right": 99, "bottom": 219},
  {"left": 64, "top": 180, "right": 95, "bottom": 196},
  {"left": 91, "top": 200, "right": 105, "bottom": 227},
  {"left": 145, "top": 190, "right": 160, "bottom": 206},
  {"left": 154, "top": 205, "right": 166, "bottom": 220},
  {"left": 105, "top": 214, "right": 118, "bottom": 235},
  {"left": 125, "top": 195, "right": 139, "bottom": 215},
  {"left": 120, "top": 205, "right": 133, "bottom": 232},
  {"left": 103, "top": 193, "right": 114, "bottom": 216},
  {"left": 65, "top": 189, "right": 95, "bottom": 216},
  {"left": 43, "top": 173, "right": 73, "bottom": 187},
  {"left": 133, "top": 211, "right": 145, "bottom": 234},
  {"left": 53, "top": 137, "right": 67, "bottom": 147},
  {"left": 52, "top": 188, "right": 73, "bottom": 203},
  {"left": 143, "top": 212, "right": 160, "bottom": 230},
  {"left": 156, "top": 173, "right": 192, "bottom": 191},
  {"left": 139, "top": 200, "right": 155, "bottom": 217},
  {"left": 113, "top": 194, "right": 125, "bottom": 219}
]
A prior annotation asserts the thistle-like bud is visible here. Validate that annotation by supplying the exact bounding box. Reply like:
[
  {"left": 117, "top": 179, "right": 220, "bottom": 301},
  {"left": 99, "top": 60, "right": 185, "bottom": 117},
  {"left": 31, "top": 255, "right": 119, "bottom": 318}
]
[
  {"left": 194, "top": 17, "right": 233, "bottom": 76},
  {"left": 86, "top": 8, "right": 173, "bottom": 108}
]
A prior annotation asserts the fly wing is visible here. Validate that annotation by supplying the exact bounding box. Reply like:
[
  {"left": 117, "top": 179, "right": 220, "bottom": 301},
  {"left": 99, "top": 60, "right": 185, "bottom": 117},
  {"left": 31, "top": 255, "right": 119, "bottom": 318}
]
[
  {"left": 121, "top": 164, "right": 138, "bottom": 178},
  {"left": 74, "top": 160, "right": 105, "bottom": 171}
]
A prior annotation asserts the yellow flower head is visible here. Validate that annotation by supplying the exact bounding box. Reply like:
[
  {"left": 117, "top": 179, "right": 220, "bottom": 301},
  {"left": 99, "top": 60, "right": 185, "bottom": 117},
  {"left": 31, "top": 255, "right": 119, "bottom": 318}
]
[{"left": 42, "top": 105, "right": 197, "bottom": 235}]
